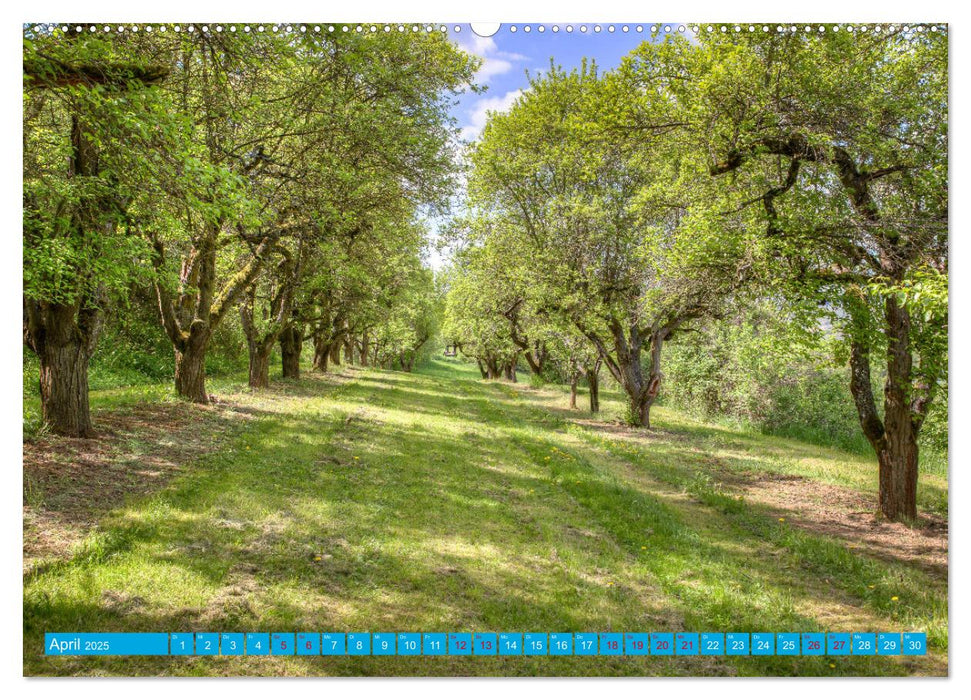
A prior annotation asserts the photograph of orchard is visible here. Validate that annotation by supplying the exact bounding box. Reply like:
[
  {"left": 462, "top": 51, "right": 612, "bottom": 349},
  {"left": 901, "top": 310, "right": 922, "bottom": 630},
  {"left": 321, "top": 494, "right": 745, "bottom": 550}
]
[{"left": 23, "top": 23, "right": 947, "bottom": 677}]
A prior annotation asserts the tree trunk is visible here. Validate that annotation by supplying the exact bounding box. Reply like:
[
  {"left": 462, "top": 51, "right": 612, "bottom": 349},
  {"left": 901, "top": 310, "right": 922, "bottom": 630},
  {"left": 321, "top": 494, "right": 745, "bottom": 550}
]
[
  {"left": 485, "top": 357, "right": 500, "bottom": 379},
  {"left": 849, "top": 298, "right": 921, "bottom": 521},
  {"left": 569, "top": 373, "right": 578, "bottom": 408},
  {"left": 343, "top": 339, "right": 354, "bottom": 365},
  {"left": 248, "top": 341, "right": 272, "bottom": 389},
  {"left": 521, "top": 343, "right": 545, "bottom": 375},
  {"left": 877, "top": 429, "right": 919, "bottom": 521},
  {"left": 587, "top": 364, "right": 600, "bottom": 413},
  {"left": 280, "top": 325, "right": 302, "bottom": 379},
  {"left": 630, "top": 377, "right": 662, "bottom": 428},
  {"left": 358, "top": 333, "right": 369, "bottom": 367},
  {"left": 24, "top": 299, "right": 102, "bottom": 438},
  {"left": 174, "top": 331, "right": 210, "bottom": 404},
  {"left": 329, "top": 340, "right": 341, "bottom": 365},
  {"left": 626, "top": 393, "right": 651, "bottom": 428},
  {"left": 23, "top": 98, "right": 109, "bottom": 437},
  {"left": 37, "top": 326, "right": 94, "bottom": 437},
  {"left": 476, "top": 359, "right": 488, "bottom": 379},
  {"left": 880, "top": 298, "right": 920, "bottom": 520},
  {"left": 504, "top": 361, "right": 517, "bottom": 382},
  {"left": 312, "top": 332, "right": 329, "bottom": 372},
  {"left": 598, "top": 324, "right": 664, "bottom": 428}
]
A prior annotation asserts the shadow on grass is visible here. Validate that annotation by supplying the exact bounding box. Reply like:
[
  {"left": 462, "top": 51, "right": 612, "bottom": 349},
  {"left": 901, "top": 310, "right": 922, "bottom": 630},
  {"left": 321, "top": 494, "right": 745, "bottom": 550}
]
[{"left": 23, "top": 360, "right": 945, "bottom": 677}]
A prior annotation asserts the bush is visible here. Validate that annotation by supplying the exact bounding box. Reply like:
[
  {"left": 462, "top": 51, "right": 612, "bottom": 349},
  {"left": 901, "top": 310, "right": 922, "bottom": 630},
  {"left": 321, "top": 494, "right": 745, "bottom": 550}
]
[{"left": 661, "top": 305, "right": 947, "bottom": 463}]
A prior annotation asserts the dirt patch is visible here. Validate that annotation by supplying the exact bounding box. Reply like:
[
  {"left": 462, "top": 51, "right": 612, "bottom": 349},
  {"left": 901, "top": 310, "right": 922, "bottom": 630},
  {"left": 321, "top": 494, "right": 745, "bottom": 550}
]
[
  {"left": 574, "top": 416, "right": 947, "bottom": 579},
  {"left": 100, "top": 590, "right": 148, "bottom": 615},
  {"left": 572, "top": 417, "right": 689, "bottom": 443},
  {"left": 198, "top": 563, "right": 263, "bottom": 626},
  {"left": 737, "top": 473, "right": 948, "bottom": 577},
  {"left": 23, "top": 401, "right": 240, "bottom": 573}
]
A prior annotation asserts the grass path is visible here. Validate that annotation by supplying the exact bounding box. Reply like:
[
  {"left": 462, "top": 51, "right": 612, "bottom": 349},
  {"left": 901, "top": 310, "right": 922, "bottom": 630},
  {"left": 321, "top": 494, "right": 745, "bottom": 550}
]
[{"left": 23, "top": 359, "right": 947, "bottom": 676}]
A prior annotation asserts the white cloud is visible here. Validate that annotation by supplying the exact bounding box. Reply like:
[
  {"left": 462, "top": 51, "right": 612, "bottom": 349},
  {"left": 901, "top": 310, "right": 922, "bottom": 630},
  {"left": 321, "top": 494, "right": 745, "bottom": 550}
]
[
  {"left": 460, "top": 89, "right": 524, "bottom": 142},
  {"left": 464, "top": 34, "right": 498, "bottom": 56},
  {"left": 455, "top": 31, "right": 527, "bottom": 83}
]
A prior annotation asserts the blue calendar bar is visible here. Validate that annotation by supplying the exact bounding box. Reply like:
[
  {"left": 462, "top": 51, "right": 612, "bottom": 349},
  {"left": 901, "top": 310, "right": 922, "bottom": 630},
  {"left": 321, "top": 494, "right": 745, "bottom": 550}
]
[
  {"left": 196, "top": 633, "right": 219, "bottom": 656},
  {"left": 170, "top": 632, "right": 193, "bottom": 655},
  {"left": 423, "top": 633, "right": 446, "bottom": 655},
  {"left": 499, "top": 632, "right": 522, "bottom": 655},
  {"left": 651, "top": 632, "right": 674, "bottom": 655},
  {"left": 347, "top": 633, "right": 371, "bottom": 655},
  {"left": 575, "top": 633, "right": 598, "bottom": 655},
  {"left": 246, "top": 633, "right": 269, "bottom": 655},
  {"left": 43, "top": 631, "right": 928, "bottom": 656},
  {"left": 524, "top": 633, "right": 548, "bottom": 655},
  {"left": 272, "top": 632, "right": 295, "bottom": 655}
]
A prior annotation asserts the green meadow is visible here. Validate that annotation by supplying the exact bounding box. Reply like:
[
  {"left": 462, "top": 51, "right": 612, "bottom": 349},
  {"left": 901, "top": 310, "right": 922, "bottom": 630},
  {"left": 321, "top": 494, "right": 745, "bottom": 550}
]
[{"left": 23, "top": 359, "right": 947, "bottom": 676}]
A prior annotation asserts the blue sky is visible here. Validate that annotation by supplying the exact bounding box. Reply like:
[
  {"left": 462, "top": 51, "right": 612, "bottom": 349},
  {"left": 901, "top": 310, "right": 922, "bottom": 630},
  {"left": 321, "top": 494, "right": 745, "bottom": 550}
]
[
  {"left": 427, "top": 23, "right": 684, "bottom": 268},
  {"left": 449, "top": 24, "right": 672, "bottom": 142}
]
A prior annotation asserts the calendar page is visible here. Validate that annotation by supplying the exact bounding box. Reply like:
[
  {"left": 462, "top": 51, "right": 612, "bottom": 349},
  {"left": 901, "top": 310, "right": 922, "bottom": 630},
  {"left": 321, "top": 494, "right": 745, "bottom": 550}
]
[{"left": 20, "top": 7, "right": 949, "bottom": 687}]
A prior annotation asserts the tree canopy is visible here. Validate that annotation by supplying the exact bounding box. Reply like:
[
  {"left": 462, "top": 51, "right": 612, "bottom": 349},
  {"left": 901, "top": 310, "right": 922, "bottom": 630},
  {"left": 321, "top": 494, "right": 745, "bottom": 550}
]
[{"left": 24, "top": 24, "right": 947, "bottom": 522}]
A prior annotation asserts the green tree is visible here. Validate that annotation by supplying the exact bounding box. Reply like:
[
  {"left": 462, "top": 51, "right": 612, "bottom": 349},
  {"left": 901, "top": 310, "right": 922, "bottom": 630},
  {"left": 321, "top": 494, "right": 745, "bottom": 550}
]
[
  {"left": 629, "top": 27, "right": 947, "bottom": 519},
  {"left": 469, "top": 64, "right": 745, "bottom": 426},
  {"left": 142, "top": 27, "right": 476, "bottom": 401},
  {"left": 23, "top": 25, "right": 169, "bottom": 435}
]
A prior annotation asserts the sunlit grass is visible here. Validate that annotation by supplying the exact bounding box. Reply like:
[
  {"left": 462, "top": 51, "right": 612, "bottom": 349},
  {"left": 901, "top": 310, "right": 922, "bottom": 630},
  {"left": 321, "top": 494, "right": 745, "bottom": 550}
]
[{"left": 23, "top": 359, "right": 946, "bottom": 676}]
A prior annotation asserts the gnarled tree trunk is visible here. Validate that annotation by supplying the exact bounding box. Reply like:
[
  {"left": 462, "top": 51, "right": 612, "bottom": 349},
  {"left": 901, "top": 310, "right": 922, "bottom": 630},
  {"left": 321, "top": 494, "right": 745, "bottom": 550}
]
[
  {"left": 582, "top": 321, "right": 666, "bottom": 428},
  {"left": 280, "top": 324, "right": 302, "bottom": 379},
  {"left": 23, "top": 92, "right": 115, "bottom": 437},
  {"left": 247, "top": 341, "right": 272, "bottom": 389},
  {"left": 587, "top": 361, "right": 601, "bottom": 413},
  {"left": 312, "top": 330, "right": 328, "bottom": 372},
  {"left": 238, "top": 256, "right": 297, "bottom": 391},
  {"left": 25, "top": 300, "right": 102, "bottom": 437},
  {"left": 153, "top": 231, "right": 272, "bottom": 404},
  {"left": 849, "top": 298, "right": 924, "bottom": 521},
  {"left": 174, "top": 327, "right": 211, "bottom": 403},
  {"left": 485, "top": 356, "right": 501, "bottom": 379},
  {"left": 39, "top": 335, "right": 92, "bottom": 436},
  {"left": 357, "top": 332, "right": 370, "bottom": 367},
  {"left": 504, "top": 360, "right": 518, "bottom": 382}
]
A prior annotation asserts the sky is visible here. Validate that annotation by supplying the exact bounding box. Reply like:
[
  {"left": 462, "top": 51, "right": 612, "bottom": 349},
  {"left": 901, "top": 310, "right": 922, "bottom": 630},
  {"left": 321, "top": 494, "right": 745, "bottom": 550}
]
[
  {"left": 425, "top": 23, "right": 687, "bottom": 269},
  {"left": 449, "top": 24, "right": 677, "bottom": 141}
]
